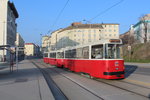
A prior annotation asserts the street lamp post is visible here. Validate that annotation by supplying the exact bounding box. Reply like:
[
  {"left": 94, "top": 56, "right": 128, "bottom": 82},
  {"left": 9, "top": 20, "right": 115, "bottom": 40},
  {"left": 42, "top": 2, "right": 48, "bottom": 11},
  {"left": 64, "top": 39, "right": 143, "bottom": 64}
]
[{"left": 16, "top": 46, "right": 18, "bottom": 71}]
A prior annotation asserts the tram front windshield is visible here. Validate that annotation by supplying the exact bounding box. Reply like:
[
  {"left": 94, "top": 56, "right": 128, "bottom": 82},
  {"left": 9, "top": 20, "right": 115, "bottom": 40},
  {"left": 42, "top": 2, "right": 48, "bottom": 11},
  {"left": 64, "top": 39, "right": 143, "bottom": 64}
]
[{"left": 105, "top": 44, "right": 121, "bottom": 59}]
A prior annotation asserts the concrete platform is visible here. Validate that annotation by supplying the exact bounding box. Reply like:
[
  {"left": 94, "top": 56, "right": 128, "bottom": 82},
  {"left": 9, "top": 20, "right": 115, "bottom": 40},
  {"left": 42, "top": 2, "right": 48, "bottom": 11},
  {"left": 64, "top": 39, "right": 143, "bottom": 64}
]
[{"left": 0, "top": 60, "right": 54, "bottom": 100}]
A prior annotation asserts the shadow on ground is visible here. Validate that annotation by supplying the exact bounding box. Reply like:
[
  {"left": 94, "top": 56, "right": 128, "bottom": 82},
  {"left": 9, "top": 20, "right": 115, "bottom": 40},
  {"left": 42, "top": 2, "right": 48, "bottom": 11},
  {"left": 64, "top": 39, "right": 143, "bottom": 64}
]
[{"left": 124, "top": 65, "right": 138, "bottom": 78}]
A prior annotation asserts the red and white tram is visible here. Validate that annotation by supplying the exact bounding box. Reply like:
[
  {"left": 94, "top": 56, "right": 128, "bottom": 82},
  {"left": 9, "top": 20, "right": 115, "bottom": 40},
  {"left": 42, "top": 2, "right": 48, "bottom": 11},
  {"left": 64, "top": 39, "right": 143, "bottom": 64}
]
[{"left": 43, "top": 39, "right": 125, "bottom": 79}]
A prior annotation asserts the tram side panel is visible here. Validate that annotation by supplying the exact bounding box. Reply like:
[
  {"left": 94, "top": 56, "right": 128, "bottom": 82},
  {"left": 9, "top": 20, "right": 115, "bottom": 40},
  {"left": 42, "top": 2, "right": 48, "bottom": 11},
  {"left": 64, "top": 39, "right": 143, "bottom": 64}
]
[
  {"left": 64, "top": 59, "right": 124, "bottom": 79},
  {"left": 63, "top": 59, "right": 70, "bottom": 69},
  {"left": 43, "top": 57, "right": 49, "bottom": 63},
  {"left": 56, "top": 59, "right": 64, "bottom": 67},
  {"left": 71, "top": 60, "right": 105, "bottom": 78},
  {"left": 49, "top": 58, "right": 57, "bottom": 66}
]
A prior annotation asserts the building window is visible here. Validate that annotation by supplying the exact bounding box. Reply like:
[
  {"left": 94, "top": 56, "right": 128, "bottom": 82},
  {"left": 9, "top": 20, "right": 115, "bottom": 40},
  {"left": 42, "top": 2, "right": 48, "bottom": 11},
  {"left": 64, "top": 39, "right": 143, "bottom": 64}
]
[
  {"left": 78, "top": 30, "right": 81, "bottom": 32},
  {"left": 88, "top": 30, "right": 91, "bottom": 33},
  {"left": 109, "top": 29, "right": 112, "bottom": 32},
  {"left": 109, "top": 34, "right": 111, "bottom": 37},
  {"left": 88, "top": 39, "right": 91, "bottom": 42},
  {"left": 88, "top": 33, "right": 91, "bottom": 37}
]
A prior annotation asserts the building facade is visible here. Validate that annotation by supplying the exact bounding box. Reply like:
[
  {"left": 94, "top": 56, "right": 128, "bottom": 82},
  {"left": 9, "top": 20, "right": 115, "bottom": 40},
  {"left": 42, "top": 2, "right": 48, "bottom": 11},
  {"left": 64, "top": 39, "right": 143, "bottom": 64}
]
[
  {"left": 24, "top": 43, "right": 36, "bottom": 56},
  {"left": 16, "top": 33, "right": 25, "bottom": 59},
  {"left": 41, "top": 35, "right": 51, "bottom": 52},
  {"left": 16, "top": 33, "right": 24, "bottom": 47},
  {"left": 25, "top": 43, "right": 41, "bottom": 57},
  {"left": 0, "top": 0, "right": 19, "bottom": 61},
  {"left": 121, "top": 14, "right": 150, "bottom": 44},
  {"left": 133, "top": 14, "right": 150, "bottom": 43},
  {"left": 43, "top": 22, "right": 119, "bottom": 51}
]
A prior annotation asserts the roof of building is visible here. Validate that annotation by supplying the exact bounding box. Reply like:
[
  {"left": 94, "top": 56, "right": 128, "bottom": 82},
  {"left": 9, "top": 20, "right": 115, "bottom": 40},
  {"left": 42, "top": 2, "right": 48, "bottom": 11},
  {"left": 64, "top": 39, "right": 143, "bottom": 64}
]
[
  {"left": 133, "top": 20, "right": 150, "bottom": 28},
  {"left": 8, "top": 1, "right": 19, "bottom": 18},
  {"left": 58, "top": 22, "right": 119, "bottom": 33},
  {"left": 25, "top": 43, "right": 35, "bottom": 45}
]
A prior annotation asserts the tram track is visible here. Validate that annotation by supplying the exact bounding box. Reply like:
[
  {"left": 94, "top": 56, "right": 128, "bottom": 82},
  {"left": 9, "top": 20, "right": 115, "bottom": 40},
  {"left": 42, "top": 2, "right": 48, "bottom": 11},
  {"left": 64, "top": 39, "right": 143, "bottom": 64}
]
[
  {"left": 120, "top": 80, "right": 150, "bottom": 89},
  {"left": 75, "top": 73, "right": 150, "bottom": 99},
  {"left": 32, "top": 59, "right": 150, "bottom": 100},
  {"left": 94, "top": 78, "right": 150, "bottom": 98},
  {"left": 31, "top": 60, "right": 68, "bottom": 100},
  {"left": 35, "top": 60, "right": 105, "bottom": 100},
  {"left": 78, "top": 72, "right": 150, "bottom": 98}
]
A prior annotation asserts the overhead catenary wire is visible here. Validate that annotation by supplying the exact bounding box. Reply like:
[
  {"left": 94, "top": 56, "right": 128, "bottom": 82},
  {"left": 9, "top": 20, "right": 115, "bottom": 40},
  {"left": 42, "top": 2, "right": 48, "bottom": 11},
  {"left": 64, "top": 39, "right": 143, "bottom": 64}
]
[
  {"left": 89, "top": 0, "right": 124, "bottom": 21},
  {"left": 49, "top": 0, "right": 70, "bottom": 34}
]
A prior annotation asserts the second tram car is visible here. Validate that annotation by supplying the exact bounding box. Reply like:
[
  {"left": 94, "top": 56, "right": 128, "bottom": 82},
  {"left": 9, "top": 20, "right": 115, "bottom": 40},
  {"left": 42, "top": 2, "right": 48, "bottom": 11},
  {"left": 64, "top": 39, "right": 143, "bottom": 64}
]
[{"left": 43, "top": 39, "right": 125, "bottom": 79}]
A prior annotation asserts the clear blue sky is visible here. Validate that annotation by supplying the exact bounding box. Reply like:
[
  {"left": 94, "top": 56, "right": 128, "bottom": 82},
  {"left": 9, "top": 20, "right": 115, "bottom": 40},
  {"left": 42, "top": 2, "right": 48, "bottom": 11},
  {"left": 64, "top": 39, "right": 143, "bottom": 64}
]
[{"left": 12, "top": 0, "right": 150, "bottom": 45}]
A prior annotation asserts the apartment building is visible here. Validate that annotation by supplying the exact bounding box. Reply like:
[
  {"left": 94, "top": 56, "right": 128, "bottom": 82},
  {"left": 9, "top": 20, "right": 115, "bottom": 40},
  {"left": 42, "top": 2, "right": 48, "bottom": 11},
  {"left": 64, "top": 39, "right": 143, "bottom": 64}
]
[
  {"left": 25, "top": 43, "right": 41, "bottom": 57},
  {"left": 121, "top": 14, "right": 150, "bottom": 44},
  {"left": 24, "top": 43, "right": 36, "bottom": 56},
  {"left": 42, "top": 35, "right": 51, "bottom": 52},
  {"left": 133, "top": 14, "right": 150, "bottom": 43},
  {"left": 0, "top": 0, "right": 19, "bottom": 61},
  {"left": 16, "top": 33, "right": 25, "bottom": 59},
  {"left": 43, "top": 22, "right": 119, "bottom": 51}
]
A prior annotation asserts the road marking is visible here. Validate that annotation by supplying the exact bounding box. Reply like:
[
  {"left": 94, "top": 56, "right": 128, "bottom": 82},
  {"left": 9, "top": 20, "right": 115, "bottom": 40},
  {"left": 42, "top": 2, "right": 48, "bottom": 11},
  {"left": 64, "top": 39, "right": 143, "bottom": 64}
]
[{"left": 124, "top": 79, "right": 150, "bottom": 87}]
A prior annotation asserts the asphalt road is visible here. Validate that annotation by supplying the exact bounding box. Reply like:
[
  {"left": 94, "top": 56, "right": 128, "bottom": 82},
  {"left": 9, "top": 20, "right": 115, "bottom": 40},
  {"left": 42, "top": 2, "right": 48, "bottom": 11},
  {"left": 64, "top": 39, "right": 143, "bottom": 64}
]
[{"left": 33, "top": 59, "right": 150, "bottom": 100}]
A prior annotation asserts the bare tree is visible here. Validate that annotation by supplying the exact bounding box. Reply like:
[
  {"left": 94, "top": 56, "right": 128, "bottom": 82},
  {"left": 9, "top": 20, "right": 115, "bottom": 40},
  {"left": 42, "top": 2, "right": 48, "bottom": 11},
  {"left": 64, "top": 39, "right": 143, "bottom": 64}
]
[
  {"left": 121, "top": 29, "right": 135, "bottom": 45},
  {"left": 140, "top": 14, "right": 149, "bottom": 43}
]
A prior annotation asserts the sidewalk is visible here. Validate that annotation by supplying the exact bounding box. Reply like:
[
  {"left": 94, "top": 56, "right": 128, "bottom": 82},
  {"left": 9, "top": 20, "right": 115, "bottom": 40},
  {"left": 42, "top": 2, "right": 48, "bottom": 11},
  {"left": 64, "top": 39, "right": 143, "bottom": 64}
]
[
  {"left": 125, "top": 62, "right": 150, "bottom": 68},
  {"left": 0, "top": 60, "right": 54, "bottom": 100},
  {"left": 0, "top": 62, "right": 11, "bottom": 74},
  {"left": 124, "top": 62, "right": 150, "bottom": 88}
]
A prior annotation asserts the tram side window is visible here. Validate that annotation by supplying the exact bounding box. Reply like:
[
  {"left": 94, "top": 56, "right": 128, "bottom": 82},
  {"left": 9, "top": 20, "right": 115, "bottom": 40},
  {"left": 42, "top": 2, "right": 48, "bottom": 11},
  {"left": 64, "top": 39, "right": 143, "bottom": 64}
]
[
  {"left": 65, "top": 50, "right": 71, "bottom": 58},
  {"left": 76, "top": 48, "right": 83, "bottom": 59},
  {"left": 106, "top": 44, "right": 121, "bottom": 59},
  {"left": 91, "top": 45, "right": 103, "bottom": 59},
  {"left": 57, "top": 52, "right": 61, "bottom": 58},
  {"left": 57, "top": 52, "right": 64, "bottom": 58},
  {"left": 116, "top": 46, "right": 121, "bottom": 58},
  {"left": 82, "top": 46, "right": 89, "bottom": 59},
  {"left": 50, "top": 53, "right": 56, "bottom": 58},
  {"left": 44, "top": 53, "right": 48, "bottom": 57},
  {"left": 71, "top": 49, "right": 76, "bottom": 58}
]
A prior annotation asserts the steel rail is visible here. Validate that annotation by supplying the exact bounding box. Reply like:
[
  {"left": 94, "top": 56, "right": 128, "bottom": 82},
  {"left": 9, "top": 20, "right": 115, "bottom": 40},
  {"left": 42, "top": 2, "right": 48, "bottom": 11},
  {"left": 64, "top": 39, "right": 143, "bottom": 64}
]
[
  {"left": 31, "top": 61, "right": 68, "bottom": 100},
  {"left": 38, "top": 61, "right": 104, "bottom": 100}
]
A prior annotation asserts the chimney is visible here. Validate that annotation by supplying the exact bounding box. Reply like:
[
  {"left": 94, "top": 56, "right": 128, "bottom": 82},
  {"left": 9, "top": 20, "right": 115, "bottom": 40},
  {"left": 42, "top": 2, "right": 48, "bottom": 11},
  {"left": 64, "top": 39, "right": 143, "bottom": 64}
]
[{"left": 71, "top": 22, "right": 82, "bottom": 26}]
